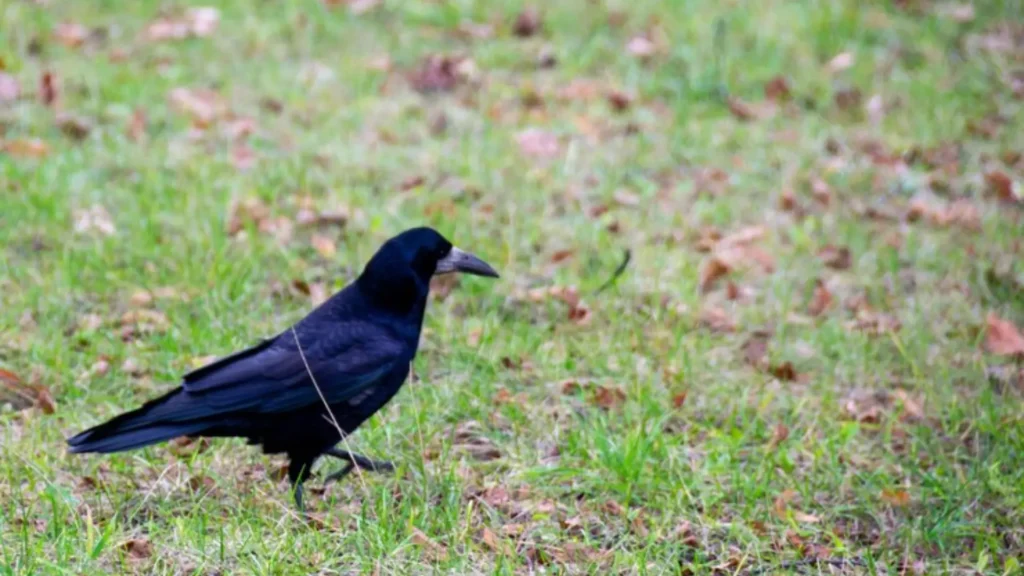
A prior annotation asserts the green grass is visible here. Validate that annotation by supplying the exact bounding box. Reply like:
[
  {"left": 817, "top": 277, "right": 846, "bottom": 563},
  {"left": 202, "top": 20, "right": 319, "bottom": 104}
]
[{"left": 2, "top": 0, "right": 1023, "bottom": 574}]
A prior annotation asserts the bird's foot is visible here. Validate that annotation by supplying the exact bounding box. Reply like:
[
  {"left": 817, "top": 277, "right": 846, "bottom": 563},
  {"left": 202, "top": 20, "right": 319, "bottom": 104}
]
[{"left": 323, "top": 448, "right": 395, "bottom": 485}]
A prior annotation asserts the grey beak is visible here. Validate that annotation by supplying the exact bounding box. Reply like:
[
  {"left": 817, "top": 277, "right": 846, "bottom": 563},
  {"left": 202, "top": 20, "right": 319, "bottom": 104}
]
[{"left": 436, "top": 247, "right": 500, "bottom": 278}]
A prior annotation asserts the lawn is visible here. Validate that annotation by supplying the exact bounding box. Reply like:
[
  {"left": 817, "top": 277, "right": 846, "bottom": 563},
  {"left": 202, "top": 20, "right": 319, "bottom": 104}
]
[{"left": 1, "top": 0, "right": 1023, "bottom": 574}]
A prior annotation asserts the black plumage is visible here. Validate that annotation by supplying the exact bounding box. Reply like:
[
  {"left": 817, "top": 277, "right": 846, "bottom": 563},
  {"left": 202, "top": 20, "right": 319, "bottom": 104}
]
[{"left": 67, "top": 227, "right": 498, "bottom": 510}]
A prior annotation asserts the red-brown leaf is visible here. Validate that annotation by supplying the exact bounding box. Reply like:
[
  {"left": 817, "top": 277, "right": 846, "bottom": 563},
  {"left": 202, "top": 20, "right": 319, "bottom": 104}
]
[{"left": 985, "top": 312, "right": 1024, "bottom": 356}]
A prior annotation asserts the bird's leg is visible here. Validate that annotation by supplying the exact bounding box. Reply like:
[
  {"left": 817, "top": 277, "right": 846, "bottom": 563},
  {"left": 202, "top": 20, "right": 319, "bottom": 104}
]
[
  {"left": 293, "top": 482, "right": 304, "bottom": 513},
  {"left": 288, "top": 458, "right": 315, "bottom": 514},
  {"left": 322, "top": 462, "right": 354, "bottom": 485},
  {"left": 324, "top": 448, "right": 395, "bottom": 473}
]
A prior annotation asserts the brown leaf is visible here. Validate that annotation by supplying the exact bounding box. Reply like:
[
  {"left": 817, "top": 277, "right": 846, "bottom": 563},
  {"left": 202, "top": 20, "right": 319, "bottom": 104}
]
[
  {"left": 985, "top": 312, "right": 1024, "bottom": 356},
  {"left": 512, "top": 8, "right": 542, "bottom": 37},
  {"left": 55, "top": 22, "right": 89, "bottom": 48},
  {"left": 310, "top": 234, "right": 337, "bottom": 259},
  {"left": 699, "top": 306, "right": 736, "bottom": 333},
  {"left": 480, "top": 526, "right": 501, "bottom": 551},
  {"left": 0, "top": 72, "right": 21, "bottom": 103},
  {"left": 742, "top": 334, "right": 769, "bottom": 367},
  {"left": 56, "top": 114, "right": 92, "bottom": 141},
  {"left": 793, "top": 510, "right": 820, "bottom": 523},
  {"left": 127, "top": 108, "right": 147, "bottom": 142},
  {"left": 121, "top": 358, "right": 146, "bottom": 377},
  {"left": 121, "top": 538, "right": 153, "bottom": 560},
  {"left": 768, "top": 423, "right": 789, "bottom": 448},
  {"left": 40, "top": 71, "right": 57, "bottom": 107},
  {"left": 408, "top": 55, "right": 462, "bottom": 93},
  {"left": 169, "top": 87, "right": 224, "bottom": 127},
  {"left": 516, "top": 128, "right": 560, "bottom": 159},
  {"left": 985, "top": 170, "right": 1019, "bottom": 203},
  {"left": 591, "top": 385, "right": 626, "bottom": 409},
  {"left": 145, "top": 8, "right": 219, "bottom": 41},
  {"left": 606, "top": 90, "right": 632, "bottom": 112},
  {"left": 764, "top": 76, "right": 791, "bottom": 101},
  {"left": 727, "top": 96, "right": 757, "bottom": 121},
  {"left": 807, "top": 279, "right": 833, "bottom": 316},
  {"left": 768, "top": 362, "right": 798, "bottom": 381},
  {"left": 2, "top": 139, "right": 50, "bottom": 158},
  {"left": 671, "top": 391, "right": 687, "bottom": 408},
  {"left": 550, "top": 249, "right": 574, "bottom": 263},
  {"left": 881, "top": 489, "right": 911, "bottom": 507},
  {"left": 818, "top": 245, "right": 852, "bottom": 270},
  {"left": 452, "top": 421, "right": 501, "bottom": 461},
  {"left": 699, "top": 256, "right": 732, "bottom": 292}
]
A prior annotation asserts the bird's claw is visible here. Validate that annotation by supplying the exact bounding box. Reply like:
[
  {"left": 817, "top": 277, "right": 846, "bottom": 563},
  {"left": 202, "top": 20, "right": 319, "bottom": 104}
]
[{"left": 322, "top": 448, "right": 395, "bottom": 486}]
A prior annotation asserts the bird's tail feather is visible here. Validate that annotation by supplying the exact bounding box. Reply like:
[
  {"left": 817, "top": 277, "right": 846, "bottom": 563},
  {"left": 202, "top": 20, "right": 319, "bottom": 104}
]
[{"left": 67, "top": 388, "right": 215, "bottom": 454}]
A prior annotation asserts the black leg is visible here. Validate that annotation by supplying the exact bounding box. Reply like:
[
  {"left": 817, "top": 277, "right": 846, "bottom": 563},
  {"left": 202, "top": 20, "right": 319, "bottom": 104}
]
[
  {"left": 287, "top": 457, "right": 315, "bottom": 513},
  {"left": 322, "top": 462, "right": 354, "bottom": 485},
  {"left": 324, "top": 448, "right": 395, "bottom": 473}
]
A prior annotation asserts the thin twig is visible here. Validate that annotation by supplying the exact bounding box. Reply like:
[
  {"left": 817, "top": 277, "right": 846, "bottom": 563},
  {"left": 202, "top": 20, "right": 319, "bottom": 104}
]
[
  {"left": 746, "top": 557, "right": 866, "bottom": 575},
  {"left": 291, "top": 327, "right": 344, "bottom": 439},
  {"left": 594, "top": 249, "right": 631, "bottom": 294}
]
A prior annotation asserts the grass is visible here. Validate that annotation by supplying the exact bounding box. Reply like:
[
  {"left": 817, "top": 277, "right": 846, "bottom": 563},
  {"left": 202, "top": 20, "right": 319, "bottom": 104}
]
[{"left": 2, "top": 0, "right": 1023, "bottom": 574}]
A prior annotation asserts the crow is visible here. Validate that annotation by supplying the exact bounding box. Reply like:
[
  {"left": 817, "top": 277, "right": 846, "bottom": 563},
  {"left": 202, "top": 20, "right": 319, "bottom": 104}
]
[{"left": 67, "top": 227, "right": 499, "bottom": 511}]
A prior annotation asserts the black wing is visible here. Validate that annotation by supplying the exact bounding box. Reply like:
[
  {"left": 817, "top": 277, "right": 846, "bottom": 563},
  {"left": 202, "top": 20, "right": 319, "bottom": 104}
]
[{"left": 179, "top": 321, "right": 408, "bottom": 417}]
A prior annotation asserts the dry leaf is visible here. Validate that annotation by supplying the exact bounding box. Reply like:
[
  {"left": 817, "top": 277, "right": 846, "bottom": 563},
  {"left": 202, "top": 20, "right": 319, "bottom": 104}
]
[
  {"left": 57, "top": 114, "right": 92, "bottom": 140},
  {"left": 452, "top": 421, "right": 501, "bottom": 461},
  {"left": 764, "top": 76, "right": 791, "bottom": 101},
  {"left": 127, "top": 108, "right": 147, "bottom": 142},
  {"left": 699, "top": 306, "right": 736, "bottom": 333},
  {"left": 512, "top": 8, "right": 541, "bottom": 37},
  {"left": 73, "top": 205, "right": 116, "bottom": 236},
  {"left": 818, "top": 245, "right": 852, "bottom": 270},
  {"left": 169, "top": 87, "right": 224, "bottom": 127},
  {"left": 985, "top": 312, "right": 1024, "bottom": 356},
  {"left": 55, "top": 22, "right": 90, "bottom": 47},
  {"left": 768, "top": 362, "right": 798, "bottom": 381},
  {"left": 807, "top": 279, "right": 833, "bottom": 316},
  {"left": 310, "top": 234, "right": 337, "bottom": 259},
  {"left": 480, "top": 526, "right": 501, "bottom": 551},
  {"left": 591, "top": 385, "right": 626, "bottom": 409},
  {"left": 699, "top": 256, "right": 732, "bottom": 292},
  {"left": 40, "top": 71, "right": 57, "bottom": 107},
  {"left": 881, "top": 489, "right": 911, "bottom": 507},
  {"left": 743, "top": 334, "right": 769, "bottom": 367},
  {"left": 626, "top": 36, "right": 656, "bottom": 58},
  {"left": 409, "top": 55, "right": 464, "bottom": 93},
  {"left": 768, "top": 423, "right": 790, "bottom": 448},
  {"left": 516, "top": 128, "right": 560, "bottom": 159},
  {"left": 0, "top": 72, "right": 20, "bottom": 103},
  {"left": 2, "top": 139, "right": 49, "bottom": 158},
  {"left": 145, "top": 7, "right": 219, "bottom": 41},
  {"left": 727, "top": 96, "right": 758, "bottom": 121},
  {"left": 121, "top": 538, "right": 153, "bottom": 560},
  {"left": 793, "top": 511, "right": 820, "bottom": 523},
  {"left": 606, "top": 90, "right": 632, "bottom": 112},
  {"left": 671, "top": 391, "right": 687, "bottom": 408},
  {"left": 985, "top": 170, "right": 1019, "bottom": 203},
  {"left": 827, "top": 52, "right": 854, "bottom": 73}
]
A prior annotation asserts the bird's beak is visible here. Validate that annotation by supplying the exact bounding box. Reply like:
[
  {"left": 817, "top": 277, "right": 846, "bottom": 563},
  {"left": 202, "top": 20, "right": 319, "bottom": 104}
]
[{"left": 436, "top": 247, "right": 500, "bottom": 278}]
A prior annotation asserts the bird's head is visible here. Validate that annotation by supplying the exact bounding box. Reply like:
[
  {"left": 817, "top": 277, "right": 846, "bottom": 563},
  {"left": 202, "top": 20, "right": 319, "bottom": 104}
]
[{"left": 358, "top": 227, "right": 499, "bottom": 309}]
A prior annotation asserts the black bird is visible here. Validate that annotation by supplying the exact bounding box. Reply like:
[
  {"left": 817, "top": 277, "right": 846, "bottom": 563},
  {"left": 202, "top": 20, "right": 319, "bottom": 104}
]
[{"left": 67, "top": 227, "right": 499, "bottom": 511}]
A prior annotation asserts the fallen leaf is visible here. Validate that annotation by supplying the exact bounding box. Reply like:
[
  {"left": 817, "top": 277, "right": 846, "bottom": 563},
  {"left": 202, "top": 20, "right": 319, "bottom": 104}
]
[
  {"left": 0, "top": 72, "right": 20, "bottom": 102},
  {"left": 480, "top": 526, "right": 501, "bottom": 551},
  {"left": 57, "top": 113, "right": 92, "bottom": 141},
  {"left": 145, "top": 7, "right": 220, "bottom": 41},
  {"left": 73, "top": 205, "right": 116, "bottom": 236},
  {"left": 606, "top": 90, "right": 632, "bottom": 112},
  {"left": 827, "top": 52, "right": 854, "bottom": 73},
  {"left": 127, "top": 108, "right": 147, "bottom": 141},
  {"left": 768, "top": 362, "right": 798, "bottom": 381},
  {"left": 512, "top": 8, "right": 542, "bottom": 37},
  {"left": 626, "top": 36, "right": 656, "bottom": 58},
  {"left": 310, "top": 234, "right": 337, "bottom": 259},
  {"left": 130, "top": 290, "right": 153, "bottom": 307},
  {"left": 55, "top": 22, "right": 90, "bottom": 47},
  {"left": 591, "top": 385, "right": 626, "bottom": 409},
  {"left": 699, "top": 306, "right": 736, "bottom": 333},
  {"left": 764, "top": 76, "right": 791, "bottom": 101},
  {"left": 985, "top": 312, "right": 1024, "bottom": 356},
  {"left": 169, "top": 87, "right": 224, "bottom": 127},
  {"left": 452, "top": 421, "right": 501, "bottom": 461},
  {"left": 671, "top": 391, "right": 687, "bottom": 408},
  {"left": 516, "top": 128, "right": 560, "bottom": 159},
  {"left": 818, "top": 245, "right": 852, "bottom": 270},
  {"left": 793, "top": 511, "right": 820, "bottom": 524},
  {"left": 881, "top": 489, "right": 911, "bottom": 507},
  {"left": 40, "top": 71, "right": 57, "bottom": 107},
  {"left": 807, "top": 279, "right": 833, "bottom": 316},
  {"left": 1, "top": 139, "right": 49, "bottom": 158},
  {"left": 699, "top": 256, "right": 732, "bottom": 292},
  {"left": 985, "top": 170, "right": 1019, "bottom": 203},
  {"left": 742, "top": 334, "right": 769, "bottom": 367},
  {"left": 408, "top": 55, "right": 464, "bottom": 93},
  {"left": 121, "top": 358, "right": 146, "bottom": 377},
  {"left": 121, "top": 538, "right": 153, "bottom": 560},
  {"left": 768, "top": 422, "right": 789, "bottom": 448},
  {"left": 727, "top": 96, "right": 758, "bottom": 121}
]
